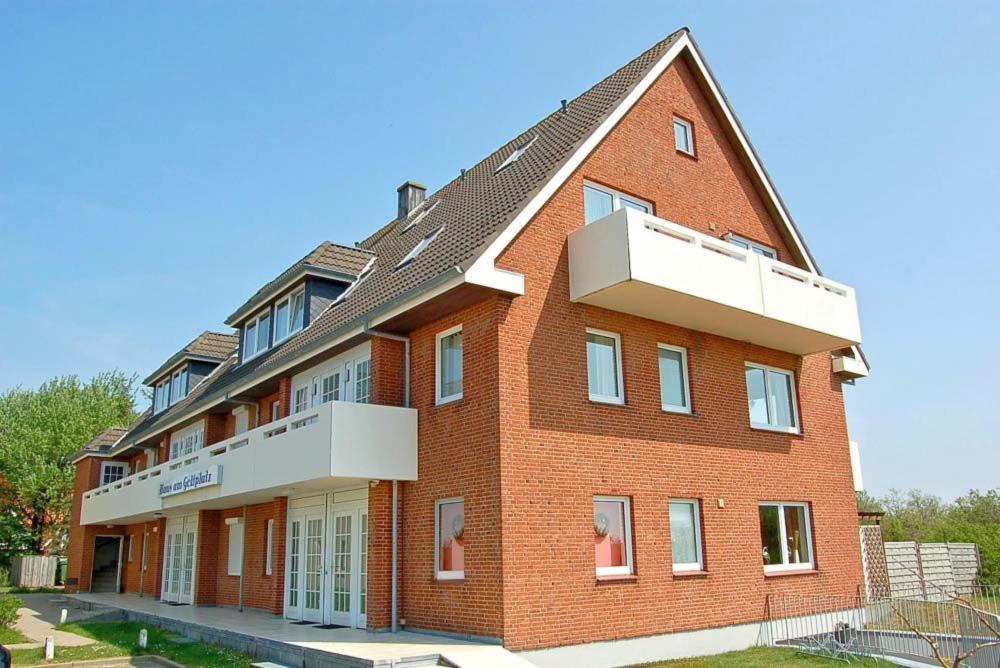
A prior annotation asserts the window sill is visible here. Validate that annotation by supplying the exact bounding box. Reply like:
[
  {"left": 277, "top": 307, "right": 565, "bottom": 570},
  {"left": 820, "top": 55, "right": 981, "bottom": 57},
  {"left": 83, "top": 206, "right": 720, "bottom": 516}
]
[
  {"left": 596, "top": 574, "right": 638, "bottom": 584},
  {"left": 662, "top": 407, "right": 697, "bottom": 417},
  {"left": 589, "top": 398, "right": 629, "bottom": 408},
  {"left": 764, "top": 568, "right": 818, "bottom": 578},
  {"left": 434, "top": 575, "right": 465, "bottom": 583},
  {"left": 435, "top": 394, "right": 463, "bottom": 407},
  {"left": 673, "top": 570, "right": 709, "bottom": 579},
  {"left": 676, "top": 149, "right": 697, "bottom": 160},
  {"left": 750, "top": 424, "right": 802, "bottom": 436}
]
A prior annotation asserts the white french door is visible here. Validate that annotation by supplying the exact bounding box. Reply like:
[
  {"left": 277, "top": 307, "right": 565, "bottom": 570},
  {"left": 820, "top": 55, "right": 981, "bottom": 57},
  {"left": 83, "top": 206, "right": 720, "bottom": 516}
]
[
  {"left": 328, "top": 500, "right": 367, "bottom": 628},
  {"left": 161, "top": 515, "right": 198, "bottom": 604},
  {"left": 285, "top": 506, "right": 326, "bottom": 623}
]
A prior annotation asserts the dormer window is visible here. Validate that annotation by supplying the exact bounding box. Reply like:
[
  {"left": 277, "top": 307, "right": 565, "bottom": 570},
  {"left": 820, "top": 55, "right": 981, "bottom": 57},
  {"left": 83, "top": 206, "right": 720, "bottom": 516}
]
[
  {"left": 153, "top": 366, "right": 190, "bottom": 414},
  {"left": 274, "top": 289, "right": 306, "bottom": 344},
  {"left": 243, "top": 309, "right": 272, "bottom": 361}
]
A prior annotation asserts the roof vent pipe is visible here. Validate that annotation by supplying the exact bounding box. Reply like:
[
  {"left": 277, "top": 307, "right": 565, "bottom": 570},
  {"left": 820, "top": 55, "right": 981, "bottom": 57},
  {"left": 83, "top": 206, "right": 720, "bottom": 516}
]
[
  {"left": 396, "top": 181, "right": 427, "bottom": 220},
  {"left": 561, "top": 99, "right": 568, "bottom": 113}
]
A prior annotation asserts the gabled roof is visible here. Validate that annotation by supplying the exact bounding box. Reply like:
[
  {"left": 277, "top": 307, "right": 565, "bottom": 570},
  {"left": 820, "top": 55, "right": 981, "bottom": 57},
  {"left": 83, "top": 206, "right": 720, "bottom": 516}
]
[
  {"left": 69, "top": 426, "right": 128, "bottom": 463},
  {"left": 142, "top": 331, "right": 238, "bottom": 385},
  {"left": 224, "top": 241, "right": 375, "bottom": 326},
  {"left": 112, "top": 26, "right": 864, "bottom": 451}
]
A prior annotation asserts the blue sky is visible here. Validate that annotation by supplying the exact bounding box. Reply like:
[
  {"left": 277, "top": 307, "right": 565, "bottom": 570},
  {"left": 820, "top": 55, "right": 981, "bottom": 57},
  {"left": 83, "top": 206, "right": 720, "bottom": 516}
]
[{"left": 2, "top": 2, "right": 997, "bottom": 499}]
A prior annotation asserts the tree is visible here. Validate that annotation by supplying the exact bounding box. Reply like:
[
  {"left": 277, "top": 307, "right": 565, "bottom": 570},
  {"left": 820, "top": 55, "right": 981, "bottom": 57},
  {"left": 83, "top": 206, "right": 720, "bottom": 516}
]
[{"left": 0, "top": 372, "right": 138, "bottom": 555}]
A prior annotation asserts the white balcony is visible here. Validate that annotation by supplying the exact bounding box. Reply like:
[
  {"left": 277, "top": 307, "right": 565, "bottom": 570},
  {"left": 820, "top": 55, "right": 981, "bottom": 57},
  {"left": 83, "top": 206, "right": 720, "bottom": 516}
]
[
  {"left": 568, "top": 208, "right": 862, "bottom": 355},
  {"left": 81, "top": 401, "right": 418, "bottom": 526}
]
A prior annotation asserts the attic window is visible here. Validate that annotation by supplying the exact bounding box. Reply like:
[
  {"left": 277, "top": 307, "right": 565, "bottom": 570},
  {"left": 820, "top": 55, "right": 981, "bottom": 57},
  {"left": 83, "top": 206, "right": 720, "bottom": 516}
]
[
  {"left": 397, "top": 227, "right": 443, "bottom": 269},
  {"left": 495, "top": 135, "right": 539, "bottom": 173},
  {"left": 401, "top": 200, "right": 440, "bottom": 234}
]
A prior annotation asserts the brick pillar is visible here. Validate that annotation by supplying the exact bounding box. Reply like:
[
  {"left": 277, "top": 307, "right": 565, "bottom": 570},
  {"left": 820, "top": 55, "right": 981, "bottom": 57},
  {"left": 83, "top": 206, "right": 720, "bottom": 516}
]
[
  {"left": 205, "top": 413, "right": 228, "bottom": 446},
  {"left": 158, "top": 434, "right": 170, "bottom": 464},
  {"left": 278, "top": 376, "right": 293, "bottom": 417},
  {"left": 367, "top": 481, "right": 398, "bottom": 630},
  {"left": 269, "top": 497, "right": 289, "bottom": 614},
  {"left": 66, "top": 457, "right": 100, "bottom": 593},
  {"left": 195, "top": 510, "right": 221, "bottom": 605},
  {"left": 152, "top": 518, "right": 166, "bottom": 598},
  {"left": 371, "top": 336, "right": 406, "bottom": 407}
]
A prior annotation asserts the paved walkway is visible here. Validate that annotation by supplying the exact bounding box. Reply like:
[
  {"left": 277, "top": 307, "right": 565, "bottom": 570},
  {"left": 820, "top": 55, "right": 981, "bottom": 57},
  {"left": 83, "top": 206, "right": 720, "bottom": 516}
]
[
  {"left": 9, "top": 593, "right": 101, "bottom": 650},
  {"left": 71, "top": 593, "right": 536, "bottom": 667}
]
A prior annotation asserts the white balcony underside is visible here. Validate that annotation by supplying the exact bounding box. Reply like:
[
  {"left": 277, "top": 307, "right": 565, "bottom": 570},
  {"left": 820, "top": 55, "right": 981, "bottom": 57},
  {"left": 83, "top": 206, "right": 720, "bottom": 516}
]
[
  {"left": 569, "top": 209, "right": 862, "bottom": 355},
  {"left": 81, "top": 401, "right": 417, "bottom": 526}
]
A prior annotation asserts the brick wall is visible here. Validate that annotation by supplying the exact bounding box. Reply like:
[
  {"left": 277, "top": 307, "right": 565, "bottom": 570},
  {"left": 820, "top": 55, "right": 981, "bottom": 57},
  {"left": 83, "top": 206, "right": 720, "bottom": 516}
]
[
  {"left": 67, "top": 456, "right": 130, "bottom": 592},
  {"left": 487, "top": 55, "right": 862, "bottom": 650}
]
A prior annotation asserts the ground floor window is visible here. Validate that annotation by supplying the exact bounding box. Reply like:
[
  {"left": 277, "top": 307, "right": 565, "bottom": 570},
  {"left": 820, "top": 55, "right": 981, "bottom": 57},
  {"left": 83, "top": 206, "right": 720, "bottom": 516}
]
[
  {"left": 669, "top": 499, "right": 703, "bottom": 572},
  {"left": 435, "top": 498, "right": 464, "bottom": 580},
  {"left": 759, "top": 502, "right": 813, "bottom": 572},
  {"left": 594, "top": 496, "right": 633, "bottom": 577}
]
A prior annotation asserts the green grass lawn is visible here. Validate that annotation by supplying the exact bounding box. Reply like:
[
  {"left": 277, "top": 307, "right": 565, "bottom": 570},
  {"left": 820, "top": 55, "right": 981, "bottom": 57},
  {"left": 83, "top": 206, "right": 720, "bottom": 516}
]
[
  {"left": 0, "top": 625, "right": 30, "bottom": 644},
  {"left": 630, "top": 646, "right": 897, "bottom": 667},
  {"left": 0, "top": 586, "right": 63, "bottom": 594},
  {"left": 10, "top": 621, "right": 253, "bottom": 667}
]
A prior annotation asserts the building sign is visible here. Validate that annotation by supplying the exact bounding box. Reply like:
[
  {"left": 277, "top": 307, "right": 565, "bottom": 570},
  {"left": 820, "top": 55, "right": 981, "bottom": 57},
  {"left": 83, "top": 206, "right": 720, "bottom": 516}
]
[{"left": 159, "top": 465, "right": 221, "bottom": 498}]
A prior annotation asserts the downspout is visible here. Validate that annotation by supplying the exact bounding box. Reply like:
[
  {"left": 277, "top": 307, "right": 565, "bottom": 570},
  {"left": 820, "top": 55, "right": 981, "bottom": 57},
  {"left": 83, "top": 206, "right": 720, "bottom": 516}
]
[
  {"left": 139, "top": 523, "right": 147, "bottom": 598},
  {"left": 364, "top": 326, "right": 410, "bottom": 633},
  {"left": 238, "top": 505, "right": 247, "bottom": 612}
]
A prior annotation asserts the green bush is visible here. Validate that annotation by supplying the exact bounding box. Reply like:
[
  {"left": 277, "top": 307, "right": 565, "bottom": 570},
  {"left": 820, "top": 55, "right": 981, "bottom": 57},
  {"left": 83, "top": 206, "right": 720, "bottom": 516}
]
[
  {"left": 0, "top": 594, "right": 22, "bottom": 628},
  {"left": 0, "top": 565, "right": 9, "bottom": 588}
]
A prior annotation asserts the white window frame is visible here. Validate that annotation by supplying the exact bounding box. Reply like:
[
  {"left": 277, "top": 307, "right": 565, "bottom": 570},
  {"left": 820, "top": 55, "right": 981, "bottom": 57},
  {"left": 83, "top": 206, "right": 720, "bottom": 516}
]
[
  {"left": 657, "top": 343, "right": 691, "bottom": 414},
  {"left": 594, "top": 495, "right": 634, "bottom": 577},
  {"left": 100, "top": 462, "right": 129, "bottom": 486},
  {"left": 495, "top": 134, "right": 539, "bottom": 172},
  {"left": 397, "top": 227, "right": 443, "bottom": 268},
  {"left": 169, "top": 422, "right": 204, "bottom": 461},
  {"left": 583, "top": 181, "right": 653, "bottom": 224},
  {"left": 728, "top": 233, "right": 777, "bottom": 259},
  {"left": 759, "top": 501, "right": 814, "bottom": 573},
  {"left": 669, "top": 499, "right": 703, "bottom": 573},
  {"left": 354, "top": 357, "right": 372, "bottom": 404},
  {"left": 293, "top": 386, "right": 309, "bottom": 413},
  {"left": 243, "top": 309, "right": 271, "bottom": 361},
  {"left": 154, "top": 379, "right": 170, "bottom": 414},
  {"left": 435, "top": 325, "right": 463, "bottom": 405},
  {"left": 274, "top": 288, "right": 306, "bottom": 344},
  {"left": 271, "top": 401, "right": 281, "bottom": 422},
  {"left": 434, "top": 497, "right": 465, "bottom": 581},
  {"left": 265, "top": 518, "right": 274, "bottom": 576},
  {"left": 226, "top": 518, "right": 244, "bottom": 576},
  {"left": 673, "top": 116, "right": 695, "bottom": 156},
  {"left": 586, "top": 328, "right": 625, "bottom": 405},
  {"left": 744, "top": 362, "right": 800, "bottom": 434}
]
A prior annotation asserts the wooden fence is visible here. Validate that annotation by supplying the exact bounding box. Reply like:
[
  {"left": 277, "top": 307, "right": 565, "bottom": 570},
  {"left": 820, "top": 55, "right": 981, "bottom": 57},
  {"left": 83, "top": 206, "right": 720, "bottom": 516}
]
[
  {"left": 9, "top": 555, "right": 58, "bottom": 588},
  {"left": 885, "top": 541, "right": 980, "bottom": 599}
]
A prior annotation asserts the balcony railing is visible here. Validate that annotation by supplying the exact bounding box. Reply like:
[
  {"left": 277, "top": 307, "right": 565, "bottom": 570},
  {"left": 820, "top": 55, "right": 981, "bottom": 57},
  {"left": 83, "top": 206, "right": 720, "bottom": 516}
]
[
  {"left": 81, "top": 400, "right": 417, "bottom": 526},
  {"left": 568, "top": 208, "right": 862, "bottom": 355}
]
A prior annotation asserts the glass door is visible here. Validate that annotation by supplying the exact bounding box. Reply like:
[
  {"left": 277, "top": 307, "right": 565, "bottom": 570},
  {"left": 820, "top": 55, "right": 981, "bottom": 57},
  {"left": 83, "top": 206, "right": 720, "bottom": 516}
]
[
  {"left": 327, "top": 501, "right": 366, "bottom": 628},
  {"left": 285, "top": 507, "right": 325, "bottom": 623},
  {"left": 161, "top": 515, "right": 197, "bottom": 604}
]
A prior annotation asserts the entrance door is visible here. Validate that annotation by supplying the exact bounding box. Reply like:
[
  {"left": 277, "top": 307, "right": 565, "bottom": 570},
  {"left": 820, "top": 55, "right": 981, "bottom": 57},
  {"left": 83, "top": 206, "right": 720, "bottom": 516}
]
[
  {"left": 90, "top": 536, "right": 123, "bottom": 593},
  {"left": 328, "top": 500, "right": 367, "bottom": 628},
  {"left": 285, "top": 507, "right": 325, "bottom": 623},
  {"left": 161, "top": 515, "right": 198, "bottom": 604}
]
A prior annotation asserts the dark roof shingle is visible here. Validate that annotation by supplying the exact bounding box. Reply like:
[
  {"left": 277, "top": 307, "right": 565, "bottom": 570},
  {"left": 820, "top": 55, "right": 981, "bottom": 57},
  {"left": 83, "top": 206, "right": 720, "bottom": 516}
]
[{"left": 143, "top": 331, "right": 238, "bottom": 385}]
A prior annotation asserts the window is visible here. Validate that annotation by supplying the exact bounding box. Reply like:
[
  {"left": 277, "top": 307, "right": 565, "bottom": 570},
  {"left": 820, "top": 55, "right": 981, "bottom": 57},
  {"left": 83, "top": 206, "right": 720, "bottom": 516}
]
[
  {"left": 265, "top": 519, "right": 274, "bottom": 576},
  {"left": 586, "top": 329, "right": 624, "bottom": 404},
  {"left": 320, "top": 371, "right": 341, "bottom": 404},
  {"left": 274, "top": 289, "right": 306, "bottom": 343},
  {"left": 759, "top": 502, "right": 813, "bottom": 572},
  {"left": 100, "top": 462, "right": 128, "bottom": 486},
  {"left": 745, "top": 363, "right": 800, "bottom": 433},
  {"left": 169, "top": 424, "right": 204, "bottom": 460},
  {"left": 154, "top": 379, "right": 170, "bottom": 413},
  {"left": 583, "top": 183, "right": 652, "bottom": 224},
  {"left": 178, "top": 368, "right": 188, "bottom": 401},
  {"left": 435, "top": 325, "right": 463, "bottom": 404},
  {"left": 271, "top": 401, "right": 281, "bottom": 422},
  {"left": 673, "top": 116, "right": 695, "bottom": 156},
  {"left": 728, "top": 234, "right": 777, "bottom": 259},
  {"left": 227, "top": 519, "right": 244, "bottom": 576},
  {"left": 243, "top": 310, "right": 272, "bottom": 361},
  {"left": 658, "top": 344, "right": 691, "bottom": 413},
  {"left": 293, "top": 386, "right": 309, "bottom": 413},
  {"left": 435, "top": 498, "right": 464, "bottom": 580},
  {"left": 594, "top": 496, "right": 633, "bottom": 577},
  {"left": 496, "top": 135, "right": 539, "bottom": 172},
  {"left": 669, "top": 499, "right": 703, "bottom": 572},
  {"left": 397, "top": 227, "right": 443, "bottom": 268},
  {"left": 354, "top": 359, "right": 371, "bottom": 404},
  {"left": 234, "top": 407, "right": 249, "bottom": 435}
]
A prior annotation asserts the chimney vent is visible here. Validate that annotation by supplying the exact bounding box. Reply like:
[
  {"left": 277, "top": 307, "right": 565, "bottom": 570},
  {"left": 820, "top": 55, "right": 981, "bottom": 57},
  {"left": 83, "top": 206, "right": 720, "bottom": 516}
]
[{"left": 396, "top": 181, "right": 427, "bottom": 220}]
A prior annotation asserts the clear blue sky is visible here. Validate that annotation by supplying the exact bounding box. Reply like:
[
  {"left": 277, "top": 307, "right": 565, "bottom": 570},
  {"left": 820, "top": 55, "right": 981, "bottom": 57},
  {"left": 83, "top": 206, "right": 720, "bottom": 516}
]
[{"left": 2, "top": 2, "right": 997, "bottom": 499}]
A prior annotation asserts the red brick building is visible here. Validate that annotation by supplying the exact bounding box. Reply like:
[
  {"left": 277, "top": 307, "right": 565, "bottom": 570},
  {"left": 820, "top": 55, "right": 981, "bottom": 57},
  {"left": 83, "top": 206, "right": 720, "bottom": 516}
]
[{"left": 67, "top": 28, "right": 868, "bottom": 666}]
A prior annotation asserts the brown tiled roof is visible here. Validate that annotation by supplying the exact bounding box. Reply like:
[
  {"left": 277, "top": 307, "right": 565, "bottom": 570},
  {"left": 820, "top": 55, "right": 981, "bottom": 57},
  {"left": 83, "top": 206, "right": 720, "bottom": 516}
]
[
  {"left": 142, "top": 331, "right": 238, "bottom": 385},
  {"left": 224, "top": 241, "right": 375, "bottom": 326},
  {"left": 116, "top": 28, "right": 688, "bottom": 449}
]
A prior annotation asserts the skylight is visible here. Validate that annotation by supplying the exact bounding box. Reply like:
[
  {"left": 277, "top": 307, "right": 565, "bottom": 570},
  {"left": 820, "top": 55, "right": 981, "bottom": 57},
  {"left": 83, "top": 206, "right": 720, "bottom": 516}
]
[
  {"left": 396, "top": 227, "right": 443, "bottom": 269},
  {"left": 495, "top": 135, "right": 539, "bottom": 173},
  {"left": 401, "top": 200, "right": 440, "bottom": 233}
]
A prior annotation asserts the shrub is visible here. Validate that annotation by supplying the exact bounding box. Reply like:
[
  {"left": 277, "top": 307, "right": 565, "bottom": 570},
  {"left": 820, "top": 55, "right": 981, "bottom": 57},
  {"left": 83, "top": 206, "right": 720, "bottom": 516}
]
[{"left": 0, "top": 594, "right": 21, "bottom": 628}]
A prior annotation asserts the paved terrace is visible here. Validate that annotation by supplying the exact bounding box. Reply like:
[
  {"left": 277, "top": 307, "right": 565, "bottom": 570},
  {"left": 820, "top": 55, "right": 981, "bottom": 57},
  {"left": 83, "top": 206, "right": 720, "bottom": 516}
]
[{"left": 71, "top": 593, "right": 535, "bottom": 668}]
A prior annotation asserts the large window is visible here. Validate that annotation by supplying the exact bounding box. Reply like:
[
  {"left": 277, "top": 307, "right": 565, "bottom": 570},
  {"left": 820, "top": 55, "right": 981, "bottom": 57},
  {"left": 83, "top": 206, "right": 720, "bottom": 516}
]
[
  {"left": 274, "top": 289, "right": 306, "bottom": 344},
  {"left": 673, "top": 116, "right": 695, "bottom": 156},
  {"left": 594, "top": 496, "right": 634, "bottom": 577},
  {"left": 354, "top": 358, "right": 372, "bottom": 404},
  {"left": 169, "top": 424, "right": 204, "bottom": 460},
  {"left": 435, "top": 325, "right": 463, "bottom": 404},
  {"left": 759, "top": 502, "right": 813, "bottom": 572},
  {"left": 243, "top": 310, "right": 272, "bottom": 361},
  {"left": 435, "top": 498, "right": 465, "bottom": 580},
  {"left": 658, "top": 344, "right": 691, "bottom": 413},
  {"left": 745, "top": 363, "right": 799, "bottom": 433},
  {"left": 669, "top": 499, "right": 703, "bottom": 572},
  {"left": 583, "top": 182, "right": 652, "bottom": 224},
  {"left": 154, "top": 367, "right": 190, "bottom": 413},
  {"left": 100, "top": 462, "right": 129, "bottom": 486},
  {"left": 729, "top": 234, "right": 777, "bottom": 259},
  {"left": 586, "top": 329, "right": 624, "bottom": 405}
]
